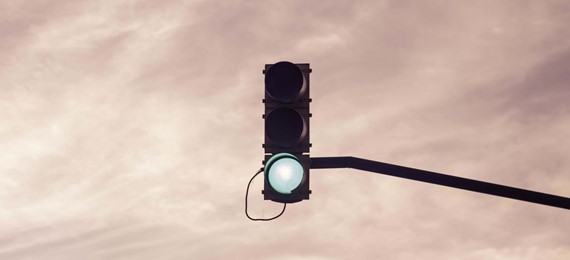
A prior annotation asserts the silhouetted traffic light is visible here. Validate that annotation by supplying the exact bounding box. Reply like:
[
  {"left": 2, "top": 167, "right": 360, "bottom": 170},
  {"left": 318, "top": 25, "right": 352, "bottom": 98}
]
[{"left": 262, "top": 61, "right": 311, "bottom": 203}]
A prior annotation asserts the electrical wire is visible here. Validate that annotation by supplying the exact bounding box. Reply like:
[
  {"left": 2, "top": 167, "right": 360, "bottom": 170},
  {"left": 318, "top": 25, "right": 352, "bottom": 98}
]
[{"left": 245, "top": 167, "right": 287, "bottom": 221}]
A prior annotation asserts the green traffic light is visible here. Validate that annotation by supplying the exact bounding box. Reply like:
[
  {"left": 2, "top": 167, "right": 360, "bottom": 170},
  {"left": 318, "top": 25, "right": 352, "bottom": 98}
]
[{"left": 266, "top": 153, "right": 304, "bottom": 194}]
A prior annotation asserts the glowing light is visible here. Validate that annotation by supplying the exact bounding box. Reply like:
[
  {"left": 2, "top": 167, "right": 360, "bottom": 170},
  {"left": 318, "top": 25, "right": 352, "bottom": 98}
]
[{"left": 267, "top": 157, "right": 304, "bottom": 194}]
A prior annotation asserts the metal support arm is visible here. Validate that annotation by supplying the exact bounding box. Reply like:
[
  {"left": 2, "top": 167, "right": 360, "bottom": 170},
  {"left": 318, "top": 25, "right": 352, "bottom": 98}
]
[{"left": 310, "top": 156, "right": 570, "bottom": 210}]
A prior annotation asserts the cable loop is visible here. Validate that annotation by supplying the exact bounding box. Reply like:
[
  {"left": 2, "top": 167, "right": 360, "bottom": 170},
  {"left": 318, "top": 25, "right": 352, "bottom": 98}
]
[{"left": 245, "top": 167, "right": 287, "bottom": 221}]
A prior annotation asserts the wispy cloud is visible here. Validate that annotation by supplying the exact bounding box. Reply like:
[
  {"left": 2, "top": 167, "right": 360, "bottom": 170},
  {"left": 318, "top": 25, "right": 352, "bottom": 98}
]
[{"left": 0, "top": 0, "right": 568, "bottom": 259}]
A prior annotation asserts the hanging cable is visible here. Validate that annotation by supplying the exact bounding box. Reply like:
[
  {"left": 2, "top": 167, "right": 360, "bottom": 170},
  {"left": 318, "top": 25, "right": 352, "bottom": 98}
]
[{"left": 245, "top": 167, "right": 287, "bottom": 221}]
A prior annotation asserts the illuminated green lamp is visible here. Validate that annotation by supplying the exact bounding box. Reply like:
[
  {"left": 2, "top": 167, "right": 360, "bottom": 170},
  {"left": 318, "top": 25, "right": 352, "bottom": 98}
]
[{"left": 265, "top": 153, "right": 304, "bottom": 194}]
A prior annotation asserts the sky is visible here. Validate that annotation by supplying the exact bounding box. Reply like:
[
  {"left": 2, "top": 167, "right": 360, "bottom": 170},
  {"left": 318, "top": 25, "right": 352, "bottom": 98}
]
[{"left": 0, "top": 0, "right": 569, "bottom": 259}]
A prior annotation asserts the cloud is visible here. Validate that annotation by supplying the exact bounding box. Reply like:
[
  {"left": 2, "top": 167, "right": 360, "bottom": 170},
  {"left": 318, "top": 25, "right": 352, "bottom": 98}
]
[{"left": 0, "top": 0, "right": 569, "bottom": 259}]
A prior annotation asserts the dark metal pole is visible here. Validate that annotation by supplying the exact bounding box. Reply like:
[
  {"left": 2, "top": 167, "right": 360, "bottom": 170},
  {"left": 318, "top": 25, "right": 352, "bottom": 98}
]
[{"left": 310, "top": 156, "right": 570, "bottom": 210}]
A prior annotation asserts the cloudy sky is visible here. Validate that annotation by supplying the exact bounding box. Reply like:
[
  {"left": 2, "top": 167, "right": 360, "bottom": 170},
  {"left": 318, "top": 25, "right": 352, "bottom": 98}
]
[{"left": 1, "top": 0, "right": 569, "bottom": 259}]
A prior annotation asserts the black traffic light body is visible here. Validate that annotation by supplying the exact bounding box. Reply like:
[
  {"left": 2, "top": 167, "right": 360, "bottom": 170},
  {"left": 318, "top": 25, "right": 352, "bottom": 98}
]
[{"left": 263, "top": 61, "right": 311, "bottom": 203}]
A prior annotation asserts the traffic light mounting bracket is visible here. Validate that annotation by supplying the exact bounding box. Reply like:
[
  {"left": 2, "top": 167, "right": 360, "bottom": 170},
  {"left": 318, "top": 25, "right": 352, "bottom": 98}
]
[{"left": 310, "top": 156, "right": 570, "bottom": 210}]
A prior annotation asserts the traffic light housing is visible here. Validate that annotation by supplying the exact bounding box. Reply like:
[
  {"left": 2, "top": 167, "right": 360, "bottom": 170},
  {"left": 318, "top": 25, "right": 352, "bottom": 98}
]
[{"left": 263, "top": 61, "right": 311, "bottom": 203}]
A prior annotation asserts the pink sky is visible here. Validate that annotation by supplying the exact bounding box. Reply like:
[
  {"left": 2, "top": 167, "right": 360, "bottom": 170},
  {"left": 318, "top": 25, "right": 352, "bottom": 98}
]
[{"left": 0, "top": 0, "right": 569, "bottom": 259}]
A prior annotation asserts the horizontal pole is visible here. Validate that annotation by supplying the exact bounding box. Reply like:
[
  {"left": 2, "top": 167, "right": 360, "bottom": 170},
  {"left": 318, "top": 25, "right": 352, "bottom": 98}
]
[{"left": 310, "top": 156, "right": 570, "bottom": 210}]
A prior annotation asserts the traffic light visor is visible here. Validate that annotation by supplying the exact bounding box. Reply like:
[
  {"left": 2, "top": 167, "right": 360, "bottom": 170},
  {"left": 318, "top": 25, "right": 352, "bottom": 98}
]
[
  {"left": 265, "top": 107, "right": 306, "bottom": 148},
  {"left": 266, "top": 153, "right": 305, "bottom": 194},
  {"left": 265, "top": 61, "right": 304, "bottom": 103}
]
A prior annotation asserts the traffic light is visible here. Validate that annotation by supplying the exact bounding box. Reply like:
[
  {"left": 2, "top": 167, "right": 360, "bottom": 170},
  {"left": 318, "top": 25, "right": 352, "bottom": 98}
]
[{"left": 262, "top": 61, "right": 311, "bottom": 203}]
